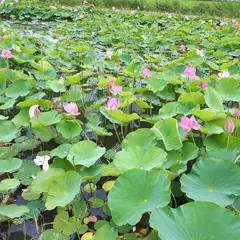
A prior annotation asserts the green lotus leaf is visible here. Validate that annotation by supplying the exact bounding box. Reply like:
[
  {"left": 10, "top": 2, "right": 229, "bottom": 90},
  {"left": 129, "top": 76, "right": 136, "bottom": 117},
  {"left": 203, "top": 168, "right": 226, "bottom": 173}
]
[
  {"left": 17, "top": 99, "right": 52, "bottom": 109},
  {"left": 30, "top": 126, "right": 57, "bottom": 142},
  {"left": 63, "top": 90, "right": 85, "bottom": 102},
  {"left": 87, "top": 123, "right": 112, "bottom": 136},
  {"left": 93, "top": 224, "right": 118, "bottom": 240},
  {"left": 51, "top": 144, "right": 72, "bottom": 158},
  {"left": 99, "top": 107, "right": 122, "bottom": 124},
  {"left": 153, "top": 118, "right": 183, "bottom": 151},
  {"left": 204, "top": 133, "right": 240, "bottom": 150},
  {"left": 30, "top": 110, "right": 62, "bottom": 127},
  {"left": 46, "top": 171, "right": 82, "bottom": 210},
  {"left": 53, "top": 211, "right": 86, "bottom": 235},
  {"left": 181, "top": 160, "right": 240, "bottom": 207},
  {"left": 23, "top": 200, "right": 45, "bottom": 220},
  {"left": 108, "top": 169, "right": 170, "bottom": 225},
  {"left": 46, "top": 80, "right": 66, "bottom": 93},
  {"left": 192, "top": 108, "right": 225, "bottom": 122},
  {"left": 0, "top": 178, "right": 20, "bottom": 192},
  {"left": 0, "top": 158, "right": 22, "bottom": 173},
  {"left": 12, "top": 108, "right": 30, "bottom": 128},
  {"left": 0, "top": 99, "right": 15, "bottom": 110},
  {"left": 13, "top": 160, "right": 40, "bottom": 185},
  {"left": 216, "top": 78, "right": 240, "bottom": 101},
  {"left": 113, "top": 146, "right": 167, "bottom": 173},
  {"left": 158, "top": 102, "right": 179, "bottom": 119},
  {"left": 178, "top": 92, "right": 205, "bottom": 105},
  {"left": 146, "top": 76, "right": 167, "bottom": 92},
  {"left": 0, "top": 121, "right": 19, "bottom": 142},
  {"left": 204, "top": 87, "right": 224, "bottom": 112},
  {"left": 67, "top": 140, "right": 106, "bottom": 167},
  {"left": 56, "top": 120, "right": 81, "bottom": 140},
  {"left": 0, "top": 204, "right": 29, "bottom": 218},
  {"left": 163, "top": 142, "right": 198, "bottom": 168},
  {"left": 31, "top": 168, "right": 65, "bottom": 193},
  {"left": 233, "top": 196, "right": 240, "bottom": 211},
  {"left": 5, "top": 80, "right": 31, "bottom": 99},
  {"left": 150, "top": 202, "right": 240, "bottom": 240},
  {"left": 39, "top": 229, "right": 69, "bottom": 240},
  {"left": 108, "top": 110, "right": 141, "bottom": 123},
  {"left": 199, "top": 148, "right": 238, "bottom": 162},
  {"left": 122, "top": 128, "right": 156, "bottom": 149}
]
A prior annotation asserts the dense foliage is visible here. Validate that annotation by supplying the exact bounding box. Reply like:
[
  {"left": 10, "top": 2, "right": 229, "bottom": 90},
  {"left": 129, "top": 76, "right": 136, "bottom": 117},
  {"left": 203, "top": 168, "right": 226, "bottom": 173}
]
[{"left": 0, "top": 1, "right": 240, "bottom": 240}]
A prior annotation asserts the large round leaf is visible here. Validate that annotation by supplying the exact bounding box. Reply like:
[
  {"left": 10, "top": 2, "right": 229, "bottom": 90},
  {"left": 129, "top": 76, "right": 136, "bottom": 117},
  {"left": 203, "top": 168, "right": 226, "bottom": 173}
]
[
  {"left": 0, "top": 121, "right": 19, "bottom": 142},
  {"left": 150, "top": 201, "right": 240, "bottom": 240},
  {"left": 46, "top": 171, "right": 82, "bottom": 210},
  {"left": 67, "top": 141, "right": 106, "bottom": 167},
  {"left": 0, "top": 178, "right": 20, "bottom": 192},
  {"left": 108, "top": 169, "right": 170, "bottom": 225},
  {"left": 113, "top": 146, "right": 167, "bottom": 173},
  {"left": 121, "top": 128, "right": 156, "bottom": 149},
  {"left": 56, "top": 120, "right": 81, "bottom": 140},
  {"left": 0, "top": 204, "right": 29, "bottom": 218},
  {"left": 0, "top": 158, "right": 22, "bottom": 173},
  {"left": 180, "top": 160, "right": 240, "bottom": 207}
]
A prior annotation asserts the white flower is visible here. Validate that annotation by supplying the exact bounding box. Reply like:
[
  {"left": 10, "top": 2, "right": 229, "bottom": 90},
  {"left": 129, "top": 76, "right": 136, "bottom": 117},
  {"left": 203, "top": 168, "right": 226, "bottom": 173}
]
[
  {"left": 34, "top": 155, "right": 51, "bottom": 171},
  {"left": 105, "top": 50, "right": 113, "bottom": 59}
]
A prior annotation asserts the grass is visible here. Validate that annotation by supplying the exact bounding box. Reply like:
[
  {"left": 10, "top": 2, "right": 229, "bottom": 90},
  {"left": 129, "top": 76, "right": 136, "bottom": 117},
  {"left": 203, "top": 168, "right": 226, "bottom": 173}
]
[{"left": 39, "top": 0, "right": 240, "bottom": 17}]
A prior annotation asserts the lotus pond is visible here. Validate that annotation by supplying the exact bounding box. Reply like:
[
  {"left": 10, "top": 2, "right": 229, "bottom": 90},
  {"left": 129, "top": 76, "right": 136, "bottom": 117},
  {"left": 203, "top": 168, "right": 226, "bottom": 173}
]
[{"left": 0, "top": 2, "right": 240, "bottom": 240}]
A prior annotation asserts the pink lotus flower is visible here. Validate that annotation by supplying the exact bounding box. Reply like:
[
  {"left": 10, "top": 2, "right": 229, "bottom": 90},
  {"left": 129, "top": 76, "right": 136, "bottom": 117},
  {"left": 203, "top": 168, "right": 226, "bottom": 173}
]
[
  {"left": 64, "top": 102, "right": 80, "bottom": 115},
  {"left": 179, "top": 45, "right": 186, "bottom": 51},
  {"left": 110, "top": 85, "right": 122, "bottom": 95},
  {"left": 107, "top": 81, "right": 115, "bottom": 88},
  {"left": 142, "top": 68, "right": 152, "bottom": 78},
  {"left": 107, "top": 98, "right": 120, "bottom": 110},
  {"left": 180, "top": 116, "right": 201, "bottom": 132},
  {"left": 233, "top": 21, "right": 239, "bottom": 28},
  {"left": 89, "top": 3, "right": 94, "bottom": 7},
  {"left": 196, "top": 49, "right": 204, "bottom": 58},
  {"left": 83, "top": 0, "right": 88, "bottom": 4},
  {"left": 0, "top": 36, "right": 2, "bottom": 42},
  {"left": 39, "top": 39, "right": 43, "bottom": 46},
  {"left": 193, "top": 75, "right": 201, "bottom": 80},
  {"left": 52, "top": 99, "right": 60, "bottom": 107},
  {"left": 29, "top": 105, "right": 41, "bottom": 118},
  {"left": 233, "top": 109, "right": 240, "bottom": 118},
  {"left": 199, "top": 82, "right": 208, "bottom": 89},
  {"left": 220, "top": 21, "right": 228, "bottom": 26},
  {"left": 218, "top": 70, "right": 231, "bottom": 79},
  {"left": 1, "top": 49, "right": 14, "bottom": 59},
  {"left": 184, "top": 66, "right": 196, "bottom": 79},
  {"left": 79, "top": 15, "right": 84, "bottom": 19},
  {"left": 224, "top": 119, "right": 235, "bottom": 134}
]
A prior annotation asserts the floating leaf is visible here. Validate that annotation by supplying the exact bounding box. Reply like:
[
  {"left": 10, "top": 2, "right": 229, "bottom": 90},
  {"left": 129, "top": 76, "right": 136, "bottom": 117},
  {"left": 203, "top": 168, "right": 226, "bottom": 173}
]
[
  {"left": 0, "top": 158, "right": 22, "bottom": 173},
  {"left": 0, "top": 204, "right": 29, "bottom": 218},
  {"left": 150, "top": 202, "right": 240, "bottom": 240},
  {"left": 108, "top": 169, "right": 170, "bottom": 225},
  {"left": 0, "top": 121, "right": 19, "bottom": 143},
  {"left": 181, "top": 160, "right": 240, "bottom": 207},
  {"left": 122, "top": 128, "right": 156, "bottom": 149},
  {"left": 0, "top": 178, "right": 20, "bottom": 192},
  {"left": 56, "top": 120, "right": 82, "bottom": 140},
  {"left": 67, "top": 141, "right": 106, "bottom": 167},
  {"left": 113, "top": 146, "right": 167, "bottom": 173}
]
